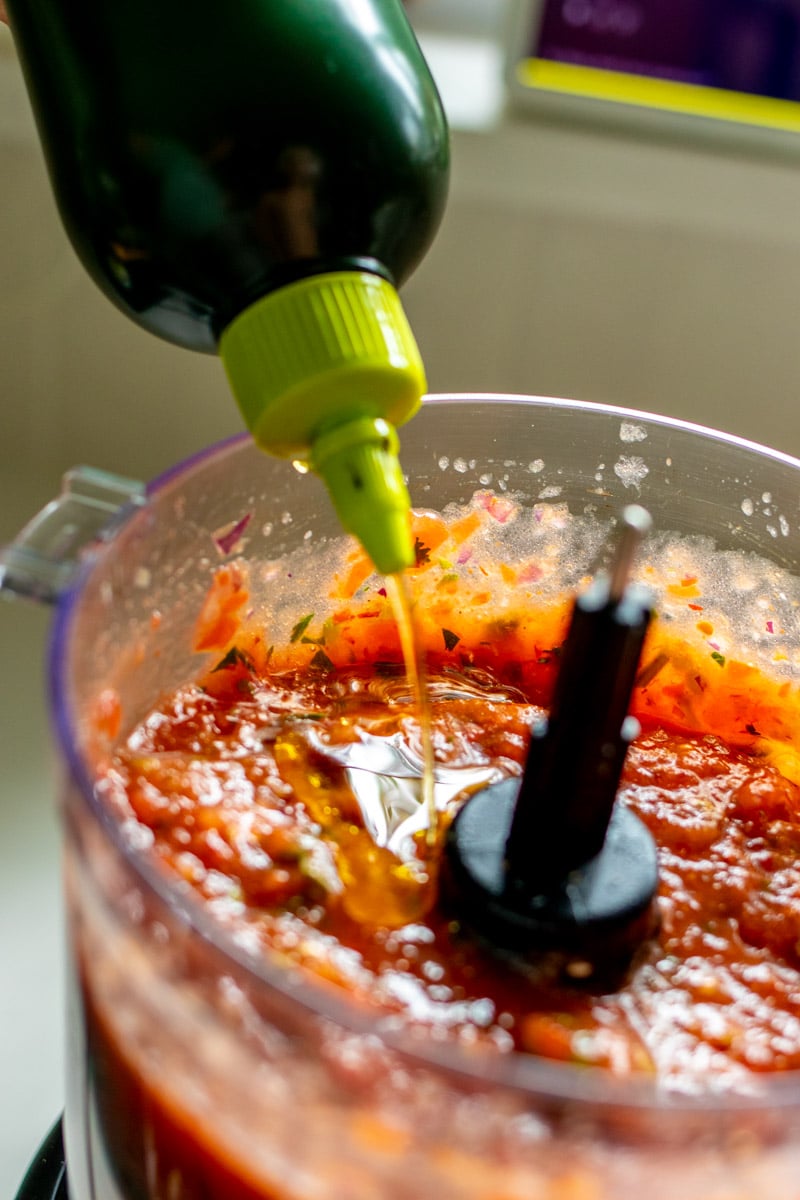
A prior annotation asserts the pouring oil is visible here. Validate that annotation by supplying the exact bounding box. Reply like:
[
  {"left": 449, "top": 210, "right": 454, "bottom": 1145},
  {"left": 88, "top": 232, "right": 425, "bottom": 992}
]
[{"left": 386, "top": 571, "right": 438, "bottom": 848}]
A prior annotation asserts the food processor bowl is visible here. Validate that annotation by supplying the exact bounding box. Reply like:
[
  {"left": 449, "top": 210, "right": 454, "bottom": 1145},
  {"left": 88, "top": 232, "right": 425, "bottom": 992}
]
[{"left": 30, "top": 395, "right": 800, "bottom": 1199}]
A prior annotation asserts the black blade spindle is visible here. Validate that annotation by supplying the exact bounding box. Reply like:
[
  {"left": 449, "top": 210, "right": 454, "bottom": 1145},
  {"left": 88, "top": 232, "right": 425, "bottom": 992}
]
[{"left": 443, "top": 505, "right": 660, "bottom": 968}]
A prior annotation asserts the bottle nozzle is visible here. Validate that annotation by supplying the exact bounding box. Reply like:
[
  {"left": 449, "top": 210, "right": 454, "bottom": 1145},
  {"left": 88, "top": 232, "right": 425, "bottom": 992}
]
[
  {"left": 219, "top": 271, "right": 426, "bottom": 575},
  {"left": 310, "top": 417, "right": 414, "bottom": 576}
]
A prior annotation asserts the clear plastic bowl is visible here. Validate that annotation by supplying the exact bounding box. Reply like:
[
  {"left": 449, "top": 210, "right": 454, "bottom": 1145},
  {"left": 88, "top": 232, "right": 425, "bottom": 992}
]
[{"left": 53, "top": 395, "right": 800, "bottom": 1200}]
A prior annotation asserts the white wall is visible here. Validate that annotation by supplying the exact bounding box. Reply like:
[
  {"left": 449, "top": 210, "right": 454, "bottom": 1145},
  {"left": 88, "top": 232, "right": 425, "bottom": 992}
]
[{"left": 403, "top": 116, "right": 800, "bottom": 457}]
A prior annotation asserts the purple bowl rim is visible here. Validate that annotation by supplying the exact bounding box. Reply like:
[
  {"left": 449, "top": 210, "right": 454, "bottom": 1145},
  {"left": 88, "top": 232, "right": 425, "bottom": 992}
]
[{"left": 47, "top": 393, "right": 800, "bottom": 1115}]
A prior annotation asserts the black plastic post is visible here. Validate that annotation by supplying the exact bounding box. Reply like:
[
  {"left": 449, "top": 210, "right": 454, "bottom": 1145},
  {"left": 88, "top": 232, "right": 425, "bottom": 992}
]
[{"left": 443, "top": 506, "right": 659, "bottom": 967}]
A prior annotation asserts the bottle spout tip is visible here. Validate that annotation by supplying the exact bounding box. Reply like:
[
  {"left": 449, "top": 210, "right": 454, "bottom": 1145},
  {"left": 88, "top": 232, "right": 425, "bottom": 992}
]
[{"left": 311, "top": 416, "right": 415, "bottom": 576}]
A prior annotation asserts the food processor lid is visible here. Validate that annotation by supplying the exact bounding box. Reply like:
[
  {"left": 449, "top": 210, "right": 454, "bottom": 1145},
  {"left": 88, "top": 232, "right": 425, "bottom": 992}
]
[{"left": 14, "top": 1121, "right": 67, "bottom": 1200}]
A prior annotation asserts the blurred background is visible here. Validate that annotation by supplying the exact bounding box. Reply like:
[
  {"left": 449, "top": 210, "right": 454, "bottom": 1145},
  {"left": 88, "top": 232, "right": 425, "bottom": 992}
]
[{"left": 7, "top": 0, "right": 800, "bottom": 1191}]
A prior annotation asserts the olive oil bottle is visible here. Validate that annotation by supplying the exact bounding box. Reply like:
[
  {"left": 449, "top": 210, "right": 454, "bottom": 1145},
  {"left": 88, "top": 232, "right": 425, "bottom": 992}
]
[{"left": 5, "top": 0, "right": 449, "bottom": 572}]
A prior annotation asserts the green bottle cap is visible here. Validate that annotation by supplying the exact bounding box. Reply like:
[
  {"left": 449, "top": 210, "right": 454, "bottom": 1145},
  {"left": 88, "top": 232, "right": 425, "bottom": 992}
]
[{"left": 219, "top": 271, "right": 425, "bottom": 575}]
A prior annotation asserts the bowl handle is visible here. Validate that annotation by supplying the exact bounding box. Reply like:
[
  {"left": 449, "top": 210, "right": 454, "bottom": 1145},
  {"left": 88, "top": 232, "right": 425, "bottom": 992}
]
[{"left": 0, "top": 466, "right": 146, "bottom": 605}]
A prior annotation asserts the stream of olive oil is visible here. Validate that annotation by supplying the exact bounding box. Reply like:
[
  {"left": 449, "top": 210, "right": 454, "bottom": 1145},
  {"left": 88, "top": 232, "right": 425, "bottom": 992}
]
[
  {"left": 386, "top": 570, "right": 438, "bottom": 847},
  {"left": 275, "top": 569, "right": 502, "bottom": 927},
  {"left": 277, "top": 572, "right": 438, "bottom": 927}
]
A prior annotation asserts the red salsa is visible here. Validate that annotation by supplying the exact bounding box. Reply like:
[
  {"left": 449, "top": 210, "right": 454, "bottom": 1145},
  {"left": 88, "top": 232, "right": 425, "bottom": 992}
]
[{"left": 99, "top": 634, "right": 800, "bottom": 1087}]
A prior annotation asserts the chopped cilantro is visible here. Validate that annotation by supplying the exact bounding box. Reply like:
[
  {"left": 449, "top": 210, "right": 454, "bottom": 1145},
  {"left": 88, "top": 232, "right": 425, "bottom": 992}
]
[
  {"left": 309, "top": 648, "right": 335, "bottom": 672},
  {"left": 290, "top": 613, "right": 314, "bottom": 643},
  {"left": 537, "top": 646, "right": 562, "bottom": 664},
  {"left": 301, "top": 633, "right": 326, "bottom": 646},
  {"left": 414, "top": 537, "right": 431, "bottom": 566},
  {"left": 710, "top": 651, "right": 726, "bottom": 667},
  {"left": 442, "top": 628, "right": 460, "bottom": 651},
  {"left": 211, "top": 645, "right": 255, "bottom": 673}
]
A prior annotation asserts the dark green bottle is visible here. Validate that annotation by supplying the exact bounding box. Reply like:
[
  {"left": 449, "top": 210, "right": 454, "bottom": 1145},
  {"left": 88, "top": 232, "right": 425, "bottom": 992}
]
[{"left": 6, "top": 0, "right": 450, "bottom": 573}]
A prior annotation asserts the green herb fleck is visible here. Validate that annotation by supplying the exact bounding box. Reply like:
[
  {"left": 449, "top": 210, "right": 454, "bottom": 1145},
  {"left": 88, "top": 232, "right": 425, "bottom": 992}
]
[
  {"left": 301, "top": 633, "right": 326, "bottom": 646},
  {"left": 290, "top": 613, "right": 314, "bottom": 643},
  {"left": 536, "top": 645, "right": 563, "bottom": 665},
  {"left": 309, "top": 649, "right": 335, "bottom": 672},
  {"left": 212, "top": 645, "right": 255, "bottom": 673},
  {"left": 439, "top": 572, "right": 458, "bottom": 586},
  {"left": 414, "top": 538, "right": 431, "bottom": 567},
  {"left": 442, "top": 628, "right": 460, "bottom": 651},
  {"left": 710, "top": 651, "right": 726, "bottom": 667},
  {"left": 745, "top": 722, "right": 761, "bottom": 736}
]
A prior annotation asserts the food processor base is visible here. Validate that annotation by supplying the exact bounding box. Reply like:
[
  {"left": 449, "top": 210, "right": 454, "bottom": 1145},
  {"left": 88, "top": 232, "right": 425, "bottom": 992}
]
[{"left": 14, "top": 1121, "right": 67, "bottom": 1200}]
